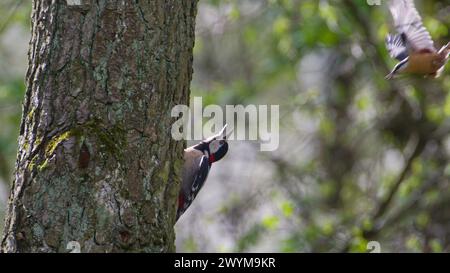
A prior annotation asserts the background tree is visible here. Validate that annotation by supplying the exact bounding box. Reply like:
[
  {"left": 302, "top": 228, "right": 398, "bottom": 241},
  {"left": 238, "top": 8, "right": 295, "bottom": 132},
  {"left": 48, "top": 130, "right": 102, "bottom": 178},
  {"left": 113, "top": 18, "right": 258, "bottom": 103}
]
[
  {"left": 1, "top": 0, "right": 198, "bottom": 252},
  {"left": 176, "top": 0, "right": 450, "bottom": 252},
  {"left": 1, "top": 0, "right": 449, "bottom": 253}
]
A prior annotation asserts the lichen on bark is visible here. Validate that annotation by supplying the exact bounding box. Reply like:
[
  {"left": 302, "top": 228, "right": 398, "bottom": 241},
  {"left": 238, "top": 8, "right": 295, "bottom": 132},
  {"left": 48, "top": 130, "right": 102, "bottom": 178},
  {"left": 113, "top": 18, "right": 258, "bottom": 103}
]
[{"left": 1, "top": 0, "right": 198, "bottom": 253}]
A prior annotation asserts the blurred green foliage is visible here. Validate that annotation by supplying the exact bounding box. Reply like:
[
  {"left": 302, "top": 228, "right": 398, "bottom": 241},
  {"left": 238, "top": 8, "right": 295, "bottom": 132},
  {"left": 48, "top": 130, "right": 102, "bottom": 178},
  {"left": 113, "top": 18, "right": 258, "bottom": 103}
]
[
  {"left": 0, "top": 0, "right": 30, "bottom": 181},
  {"left": 0, "top": 0, "right": 449, "bottom": 252},
  {"left": 182, "top": 0, "right": 450, "bottom": 253},
  {"left": 0, "top": 0, "right": 31, "bottom": 240}
]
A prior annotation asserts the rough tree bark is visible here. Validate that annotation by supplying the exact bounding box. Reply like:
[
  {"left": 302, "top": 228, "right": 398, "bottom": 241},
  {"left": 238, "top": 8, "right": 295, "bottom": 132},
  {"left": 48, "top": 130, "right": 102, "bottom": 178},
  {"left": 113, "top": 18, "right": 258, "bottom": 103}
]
[{"left": 1, "top": 0, "right": 198, "bottom": 252}]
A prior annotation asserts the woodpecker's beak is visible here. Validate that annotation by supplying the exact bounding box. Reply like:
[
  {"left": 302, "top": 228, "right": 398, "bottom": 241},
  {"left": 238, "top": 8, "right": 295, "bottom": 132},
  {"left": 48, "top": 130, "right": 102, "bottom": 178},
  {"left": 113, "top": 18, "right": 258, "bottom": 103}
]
[
  {"left": 218, "top": 124, "right": 227, "bottom": 137},
  {"left": 225, "top": 127, "right": 234, "bottom": 140},
  {"left": 218, "top": 124, "right": 233, "bottom": 140}
]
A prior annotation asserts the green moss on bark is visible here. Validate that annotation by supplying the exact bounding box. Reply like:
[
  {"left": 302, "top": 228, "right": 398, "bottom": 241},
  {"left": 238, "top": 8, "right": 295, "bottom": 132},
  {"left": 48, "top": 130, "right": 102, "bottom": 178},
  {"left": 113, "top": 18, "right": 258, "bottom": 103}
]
[{"left": 2, "top": 0, "right": 198, "bottom": 253}]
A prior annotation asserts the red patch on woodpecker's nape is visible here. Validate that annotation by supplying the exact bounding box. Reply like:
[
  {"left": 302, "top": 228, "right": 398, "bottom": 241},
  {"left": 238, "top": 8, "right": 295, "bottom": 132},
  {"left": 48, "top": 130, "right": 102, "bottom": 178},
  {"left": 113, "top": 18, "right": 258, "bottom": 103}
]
[{"left": 209, "top": 154, "right": 215, "bottom": 164}]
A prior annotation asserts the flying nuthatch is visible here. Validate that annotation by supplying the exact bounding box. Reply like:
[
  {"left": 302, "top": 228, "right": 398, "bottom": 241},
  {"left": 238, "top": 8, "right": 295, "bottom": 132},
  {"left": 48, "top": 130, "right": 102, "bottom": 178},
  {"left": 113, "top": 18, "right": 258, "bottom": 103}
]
[
  {"left": 385, "top": 0, "right": 449, "bottom": 79},
  {"left": 176, "top": 124, "right": 232, "bottom": 221}
]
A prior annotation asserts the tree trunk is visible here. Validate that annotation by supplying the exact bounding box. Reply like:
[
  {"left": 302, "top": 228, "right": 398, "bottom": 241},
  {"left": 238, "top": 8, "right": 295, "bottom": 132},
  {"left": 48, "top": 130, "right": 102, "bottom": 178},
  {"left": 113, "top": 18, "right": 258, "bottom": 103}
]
[{"left": 1, "top": 0, "right": 198, "bottom": 253}]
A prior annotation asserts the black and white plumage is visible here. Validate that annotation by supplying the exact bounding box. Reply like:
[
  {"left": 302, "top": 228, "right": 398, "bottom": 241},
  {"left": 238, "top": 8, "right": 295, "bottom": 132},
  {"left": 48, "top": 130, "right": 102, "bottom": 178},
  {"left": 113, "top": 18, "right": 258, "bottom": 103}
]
[
  {"left": 385, "top": 0, "right": 449, "bottom": 79},
  {"left": 387, "top": 0, "right": 435, "bottom": 54},
  {"left": 386, "top": 33, "right": 409, "bottom": 62},
  {"left": 176, "top": 125, "right": 231, "bottom": 221}
]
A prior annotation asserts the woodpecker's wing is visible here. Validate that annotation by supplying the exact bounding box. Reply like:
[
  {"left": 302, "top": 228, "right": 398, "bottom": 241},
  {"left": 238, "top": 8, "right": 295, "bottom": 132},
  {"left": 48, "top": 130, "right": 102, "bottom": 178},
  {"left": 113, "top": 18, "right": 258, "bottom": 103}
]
[
  {"left": 190, "top": 155, "right": 210, "bottom": 198},
  {"left": 386, "top": 34, "right": 409, "bottom": 61},
  {"left": 388, "top": 0, "right": 436, "bottom": 53},
  {"left": 176, "top": 155, "right": 210, "bottom": 221}
]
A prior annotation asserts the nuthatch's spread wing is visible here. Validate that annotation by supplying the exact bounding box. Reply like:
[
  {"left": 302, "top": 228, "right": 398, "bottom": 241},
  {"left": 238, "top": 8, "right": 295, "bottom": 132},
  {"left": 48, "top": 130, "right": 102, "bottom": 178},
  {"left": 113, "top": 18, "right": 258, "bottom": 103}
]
[
  {"left": 386, "top": 33, "right": 409, "bottom": 61},
  {"left": 388, "top": 0, "right": 435, "bottom": 53}
]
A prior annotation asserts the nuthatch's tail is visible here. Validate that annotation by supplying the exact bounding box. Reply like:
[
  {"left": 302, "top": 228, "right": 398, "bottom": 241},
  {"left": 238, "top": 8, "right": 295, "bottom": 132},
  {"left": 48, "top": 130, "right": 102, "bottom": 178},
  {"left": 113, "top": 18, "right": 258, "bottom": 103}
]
[
  {"left": 439, "top": 42, "right": 450, "bottom": 60},
  {"left": 385, "top": 72, "right": 395, "bottom": 80},
  {"left": 434, "top": 43, "right": 449, "bottom": 79},
  {"left": 446, "top": 44, "right": 450, "bottom": 60}
]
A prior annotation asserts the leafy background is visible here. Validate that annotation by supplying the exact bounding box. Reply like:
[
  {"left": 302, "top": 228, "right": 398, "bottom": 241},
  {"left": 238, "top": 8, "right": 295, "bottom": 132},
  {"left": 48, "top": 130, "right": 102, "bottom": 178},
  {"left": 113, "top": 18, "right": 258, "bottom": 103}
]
[{"left": 0, "top": 0, "right": 449, "bottom": 252}]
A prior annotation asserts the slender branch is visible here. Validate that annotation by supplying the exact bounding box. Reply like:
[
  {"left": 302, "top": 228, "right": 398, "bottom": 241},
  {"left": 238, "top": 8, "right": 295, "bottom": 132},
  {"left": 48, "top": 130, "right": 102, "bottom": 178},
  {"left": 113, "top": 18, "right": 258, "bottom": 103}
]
[
  {"left": 371, "top": 135, "right": 424, "bottom": 222},
  {"left": 378, "top": 172, "right": 443, "bottom": 234},
  {"left": 338, "top": 136, "right": 424, "bottom": 252}
]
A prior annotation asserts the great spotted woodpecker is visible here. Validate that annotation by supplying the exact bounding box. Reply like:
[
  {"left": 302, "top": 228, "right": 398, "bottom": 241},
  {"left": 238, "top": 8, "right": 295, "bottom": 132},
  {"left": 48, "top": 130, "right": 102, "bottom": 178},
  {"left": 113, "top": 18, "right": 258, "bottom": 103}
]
[
  {"left": 385, "top": 0, "right": 449, "bottom": 79},
  {"left": 176, "top": 125, "right": 232, "bottom": 221}
]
